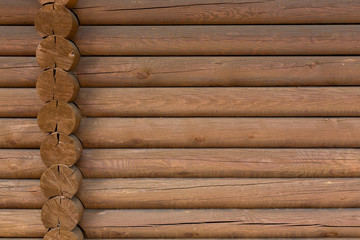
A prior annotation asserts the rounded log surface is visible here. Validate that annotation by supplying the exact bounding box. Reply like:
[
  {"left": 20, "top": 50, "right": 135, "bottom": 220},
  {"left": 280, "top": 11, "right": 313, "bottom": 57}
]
[
  {"left": 36, "top": 68, "right": 79, "bottom": 102},
  {"left": 38, "top": 0, "right": 78, "bottom": 8},
  {"left": 41, "top": 196, "right": 84, "bottom": 230},
  {"left": 40, "top": 164, "right": 82, "bottom": 199},
  {"left": 44, "top": 226, "right": 84, "bottom": 240},
  {"left": 36, "top": 35, "right": 80, "bottom": 71},
  {"left": 40, "top": 133, "right": 82, "bottom": 167},
  {"left": 37, "top": 100, "right": 81, "bottom": 134},
  {"left": 35, "top": 4, "right": 78, "bottom": 39}
]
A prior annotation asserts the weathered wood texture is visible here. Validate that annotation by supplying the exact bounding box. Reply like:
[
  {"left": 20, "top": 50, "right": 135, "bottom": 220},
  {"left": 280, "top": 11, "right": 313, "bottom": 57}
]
[
  {"left": 2, "top": 209, "right": 360, "bottom": 238},
  {"left": 3, "top": 118, "right": 360, "bottom": 148},
  {"left": 3, "top": 87, "right": 360, "bottom": 117},
  {"left": 2, "top": 148, "right": 360, "bottom": 179},
  {"left": 2, "top": 178, "right": 360, "bottom": 209},
  {"left": 3, "top": 56, "right": 360, "bottom": 87},
  {"left": 2, "top": 0, "right": 360, "bottom": 25},
  {"left": 3, "top": 26, "right": 360, "bottom": 56}
]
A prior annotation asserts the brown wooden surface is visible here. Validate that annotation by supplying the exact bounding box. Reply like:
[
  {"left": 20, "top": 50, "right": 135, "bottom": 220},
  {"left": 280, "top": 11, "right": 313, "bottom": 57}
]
[
  {"left": 40, "top": 133, "right": 82, "bottom": 167},
  {"left": 2, "top": 178, "right": 360, "bottom": 209},
  {"left": 3, "top": 56, "right": 360, "bottom": 87},
  {"left": 34, "top": 4, "right": 79, "bottom": 39},
  {"left": 4, "top": 87, "right": 360, "bottom": 117},
  {"left": 40, "top": 165, "right": 82, "bottom": 199},
  {"left": 2, "top": 148, "right": 360, "bottom": 179},
  {"left": 1, "top": 209, "right": 360, "bottom": 238},
  {"left": 41, "top": 196, "right": 84, "bottom": 230},
  {"left": 36, "top": 35, "right": 80, "bottom": 70},
  {"left": 3, "top": 0, "right": 360, "bottom": 25},
  {"left": 3, "top": 117, "right": 360, "bottom": 148},
  {"left": 37, "top": 101, "right": 81, "bottom": 134},
  {"left": 36, "top": 68, "right": 79, "bottom": 102},
  {"left": 80, "top": 209, "right": 360, "bottom": 238},
  {"left": 3, "top": 25, "right": 360, "bottom": 56},
  {"left": 44, "top": 227, "right": 84, "bottom": 240}
]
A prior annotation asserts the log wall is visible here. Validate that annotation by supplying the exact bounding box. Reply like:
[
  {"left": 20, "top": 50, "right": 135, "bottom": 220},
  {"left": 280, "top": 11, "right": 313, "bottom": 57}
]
[{"left": 1, "top": 0, "right": 360, "bottom": 239}]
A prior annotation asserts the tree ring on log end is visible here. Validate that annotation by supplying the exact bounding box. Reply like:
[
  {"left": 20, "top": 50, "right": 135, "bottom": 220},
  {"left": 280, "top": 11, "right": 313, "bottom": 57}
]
[
  {"left": 37, "top": 68, "right": 79, "bottom": 103},
  {"left": 44, "top": 226, "right": 84, "bottom": 240},
  {"left": 35, "top": 4, "right": 79, "bottom": 39},
  {"left": 41, "top": 196, "right": 84, "bottom": 230},
  {"left": 36, "top": 35, "right": 80, "bottom": 71},
  {"left": 37, "top": 100, "right": 81, "bottom": 134},
  {"left": 38, "top": 0, "right": 78, "bottom": 8},
  {"left": 41, "top": 164, "right": 83, "bottom": 199},
  {"left": 40, "top": 133, "right": 82, "bottom": 167}
]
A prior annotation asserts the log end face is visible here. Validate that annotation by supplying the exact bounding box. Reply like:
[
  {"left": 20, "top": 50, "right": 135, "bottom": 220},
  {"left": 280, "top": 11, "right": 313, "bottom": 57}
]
[
  {"left": 35, "top": 4, "right": 79, "bottom": 39},
  {"left": 36, "top": 35, "right": 80, "bottom": 71},
  {"left": 36, "top": 68, "right": 80, "bottom": 103},
  {"left": 40, "top": 133, "right": 83, "bottom": 167},
  {"left": 40, "top": 164, "right": 83, "bottom": 199}
]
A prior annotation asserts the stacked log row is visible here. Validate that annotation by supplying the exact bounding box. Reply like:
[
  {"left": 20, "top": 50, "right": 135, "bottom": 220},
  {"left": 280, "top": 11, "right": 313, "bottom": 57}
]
[{"left": 34, "top": 1, "right": 84, "bottom": 239}]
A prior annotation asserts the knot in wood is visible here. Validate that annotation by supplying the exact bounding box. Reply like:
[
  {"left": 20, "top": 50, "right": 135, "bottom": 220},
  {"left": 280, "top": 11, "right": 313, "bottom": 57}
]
[{"left": 36, "top": 35, "right": 80, "bottom": 71}]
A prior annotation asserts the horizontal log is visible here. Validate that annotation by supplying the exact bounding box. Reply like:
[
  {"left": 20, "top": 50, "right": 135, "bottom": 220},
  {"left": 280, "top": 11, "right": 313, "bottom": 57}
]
[
  {"left": 3, "top": 87, "right": 360, "bottom": 117},
  {"left": 2, "top": 148, "right": 360, "bottom": 178},
  {"left": 2, "top": 0, "right": 360, "bottom": 25},
  {"left": 2, "top": 56, "right": 360, "bottom": 87},
  {"left": 3, "top": 118, "right": 360, "bottom": 148},
  {"left": 3, "top": 25, "right": 360, "bottom": 56},
  {"left": 2, "top": 209, "right": 360, "bottom": 238},
  {"left": 2, "top": 178, "right": 360, "bottom": 209}
]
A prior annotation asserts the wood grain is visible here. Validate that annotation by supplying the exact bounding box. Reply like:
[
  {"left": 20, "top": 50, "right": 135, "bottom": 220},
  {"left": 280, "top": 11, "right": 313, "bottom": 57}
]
[
  {"left": 41, "top": 196, "right": 84, "bottom": 230},
  {"left": 3, "top": 56, "right": 360, "bottom": 87},
  {"left": 44, "top": 227, "right": 84, "bottom": 240},
  {"left": 4, "top": 25, "right": 360, "bottom": 56},
  {"left": 0, "top": 210, "right": 46, "bottom": 237},
  {"left": 37, "top": 101, "right": 81, "bottom": 134},
  {"left": 4, "top": 87, "right": 360, "bottom": 117},
  {"left": 40, "top": 164, "right": 82, "bottom": 199},
  {"left": 2, "top": 178, "right": 360, "bottom": 209},
  {"left": 3, "top": 0, "right": 360, "bottom": 25},
  {"left": 40, "top": 133, "right": 82, "bottom": 167},
  {"left": 2, "top": 148, "right": 360, "bottom": 179},
  {"left": 36, "top": 68, "right": 79, "bottom": 103},
  {"left": 3, "top": 117, "right": 360, "bottom": 148},
  {"left": 76, "top": 117, "right": 360, "bottom": 148},
  {"left": 1, "top": 209, "right": 360, "bottom": 238},
  {"left": 34, "top": 4, "right": 79, "bottom": 39},
  {"left": 36, "top": 35, "right": 80, "bottom": 70}
]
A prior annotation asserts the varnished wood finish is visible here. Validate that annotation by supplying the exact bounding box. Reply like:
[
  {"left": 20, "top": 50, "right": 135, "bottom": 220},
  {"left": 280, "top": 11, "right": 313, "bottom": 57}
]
[
  {"left": 4, "top": 26, "right": 360, "bottom": 56},
  {"left": 36, "top": 35, "right": 80, "bottom": 70},
  {"left": 40, "top": 165, "right": 82, "bottom": 199},
  {"left": 4, "top": 87, "right": 360, "bottom": 117},
  {"left": 36, "top": 68, "right": 79, "bottom": 102},
  {"left": 2, "top": 148, "right": 360, "bottom": 179},
  {"left": 35, "top": 4, "right": 79, "bottom": 39},
  {"left": 3, "top": 0, "right": 360, "bottom": 25},
  {"left": 37, "top": 101, "right": 81, "bottom": 134},
  {"left": 3, "top": 56, "right": 360, "bottom": 87},
  {"left": 43, "top": 227, "right": 84, "bottom": 240},
  {"left": 2, "top": 178, "right": 360, "bottom": 209},
  {"left": 4, "top": 118, "right": 360, "bottom": 148},
  {"left": 41, "top": 196, "right": 84, "bottom": 230},
  {"left": 40, "top": 133, "right": 82, "bottom": 167},
  {"left": 1, "top": 209, "right": 360, "bottom": 238}
]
